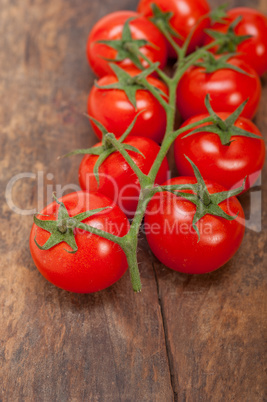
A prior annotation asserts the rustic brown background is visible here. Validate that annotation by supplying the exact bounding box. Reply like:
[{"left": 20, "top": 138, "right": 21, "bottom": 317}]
[{"left": 0, "top": 0, "right": 266, "bottom": 400}]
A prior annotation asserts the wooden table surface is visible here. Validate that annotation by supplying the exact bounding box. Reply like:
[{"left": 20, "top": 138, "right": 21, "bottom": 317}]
[{"left": 0, "top": 0, "right": 266, "bottom": 400}]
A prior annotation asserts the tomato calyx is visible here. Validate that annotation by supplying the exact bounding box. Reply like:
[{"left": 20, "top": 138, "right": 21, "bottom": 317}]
[
  {"left": 209, "top": 4, "right": 228, "bottom": 24},
  {"left": 33, "top": 194, "right": 110, "bottom": 253},
  {"left": 94, "top": 62, "right": 165, "bottom": 109},
  {"left": 155, "top": 156, "right": 245, "bottom": 240},
  {"left": 182, "top": 95, "right": 263, "bottom": 146},
  {"left": 61, "top": 114, "right": 145, "bottom": 185},
  {"left": 205, "top": 16, "right": 252, "bottom": 55},
  {"left": 194, "top": 51, "right": 251, "bottom": 75},
  {"left": 96, "top": 17, "right": 151, "bottom": 71},
  {"left": 149, "top": 3, "right": 181, "bottom": 39}
]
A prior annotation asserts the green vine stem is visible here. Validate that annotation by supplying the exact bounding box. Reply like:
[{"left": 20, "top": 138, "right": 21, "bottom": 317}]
[{"left": 136, "top": 76, "right": 170, "bottom": 111}]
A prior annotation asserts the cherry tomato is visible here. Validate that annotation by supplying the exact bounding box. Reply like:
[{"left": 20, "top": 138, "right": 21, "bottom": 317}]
[
  {"left": 30, "top": 191, "right": 130, "bottom": 293},
  {"left": 137, "top": 0, "right": 210, "bottom": 57},
  {"left": 86, "top": 11, "right": 167, "bottom": 77},
  {"left": 176, "top": 58, "right": 261, "bottom": 121},
  {"left": 204, "top": 8, "right": 267, "bottom": 77},
  {"left": 174, "top": 113, "right": 265, "bottom": 192},
  {"left": 145, "top": 177, "right": 245, "bottom": 274},
  {"left": 88, "top": 73, "right": 168, "bottom": 144},
  {"left": 79, "top": 137, "right": 169, "bottom": 218}
]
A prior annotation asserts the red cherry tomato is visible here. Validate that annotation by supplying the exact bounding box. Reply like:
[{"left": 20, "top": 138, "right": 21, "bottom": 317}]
[
  {"left": 86, "top": 11, "right": 167, "bottom": 77},
  {"left": 176, "top": 58, "right": 261, "bottom": 121},
  {"left": 30, "top": 191, "right": 130, "bottom": 293},
  {"left": 79, "top": 137, "right": 169, "bottom": 218},
  {"left": 204, "top": 8, "right": 267, "bottom": 77},
  {"left": 145, "top": 177, "right": 245, "bottom": 274},
  {"left": 137, "top": 0, "right": 210, "bottom": 57},
  {"left": 88, "top": 73, "right": 168, "bottom": 144},
  {"left": 174, "top": 113, "right": 265, "bottom": 192}
]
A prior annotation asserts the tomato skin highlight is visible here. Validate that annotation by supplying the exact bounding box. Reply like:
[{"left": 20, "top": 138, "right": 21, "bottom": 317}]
[
  {"left": 29, "top": 192, "right": 130, "bottom": 294},
  {"left": 203, "top": 8, "right": 267, "bottom": 77},
  {"left": 145, "top": 177, "right": 245, "bottom": 274},
  {"left": 86, "top": 11, "right": 167, "bottom": 77},
  {"left": 174, "top": 113, "right": 265, "bottom": 192},
  {"left": 176, "top": 58, "right": 261, "bottom": 121},
  {"left": 79, "top": 137, "right": 169, "bottom": 218},
  {"left": 137, "top": 0, "right": 210, "bottom": 57},
  {"left": 88, "top": 73, "right": 168, "bottom": 144}
]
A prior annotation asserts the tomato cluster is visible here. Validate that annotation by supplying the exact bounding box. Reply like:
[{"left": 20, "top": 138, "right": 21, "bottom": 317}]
[{"left": 30, "top": 1, "right": 266, "bottom": 294}]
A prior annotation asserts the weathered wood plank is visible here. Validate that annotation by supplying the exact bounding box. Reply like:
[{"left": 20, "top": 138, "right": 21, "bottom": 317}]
[
  {"left": 0, "top": 0, "right": 173, "bottom": 400},
  {"left": 155, "top": 0, "right": 267, "bottom": 400},
  {"left": 0, "top": 0, "right": 266, "bottom": 400}
]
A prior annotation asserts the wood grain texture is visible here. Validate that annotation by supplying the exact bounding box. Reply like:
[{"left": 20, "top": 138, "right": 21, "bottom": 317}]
[{"left": 0, "top": 0, "right": 266, "bottom": 401}]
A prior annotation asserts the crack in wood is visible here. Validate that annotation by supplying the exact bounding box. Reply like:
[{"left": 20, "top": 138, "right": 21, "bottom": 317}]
[{"left": 151, "top": 260, "right": 178, "bottom": 402}]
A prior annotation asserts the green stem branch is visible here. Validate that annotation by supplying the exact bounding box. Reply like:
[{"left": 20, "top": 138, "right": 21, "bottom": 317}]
[
  {"left": 136, "top": 51, "right": 171, "bottom": 84},
  {"left": 81, "top": 221, "right": 142, "bottom": 292},
  {"left": 105, "top": 133, "right": 149, "bottom": 185},
  {"left": 149, "top": 116, "right": 215, "bottom": 181},
  {"left": 80, "top": 223, "right": 125, "bottom": 247},
  {"left": 138, "top": 77, "right": 170, "bottom": 111},
  {"left": 123, "top": 188, "right": 156, "bottom": 292},
  {"left": 158, "top": 24, "right": 183, "bottom": 59}
]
